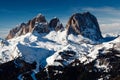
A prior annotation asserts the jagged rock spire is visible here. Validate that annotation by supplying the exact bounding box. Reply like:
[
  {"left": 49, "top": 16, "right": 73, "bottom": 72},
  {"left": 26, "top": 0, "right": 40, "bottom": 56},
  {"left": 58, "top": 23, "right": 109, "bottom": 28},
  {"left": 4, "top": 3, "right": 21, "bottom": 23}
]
[
  {"left": 49, "top": 17, "right": 64, "bottom": 31},
  {"left": 66, "top": 12, "right": 103, "bottom": 41},
  {"left": 6, "top": 14, "right": 48, "bottom": 39}
]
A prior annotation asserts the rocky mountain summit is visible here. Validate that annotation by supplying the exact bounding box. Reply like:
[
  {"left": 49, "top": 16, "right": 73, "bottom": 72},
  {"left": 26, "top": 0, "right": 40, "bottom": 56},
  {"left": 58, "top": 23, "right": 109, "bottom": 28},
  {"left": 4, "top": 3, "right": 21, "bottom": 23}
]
[
  {"left": 0, "top": 12, "right": 120, "bottom": 80},
  {"left": 6, "top": 12, "right": 102, "bottom": 41},
  {"left": 66, "top": 12, "right": 103, "bottom": 41},
  {"left": 49, "top": 17, "right": 64, "bottom": 31},
  {"left": 6, "top": 14, "right": 63, "bottom": 39}
]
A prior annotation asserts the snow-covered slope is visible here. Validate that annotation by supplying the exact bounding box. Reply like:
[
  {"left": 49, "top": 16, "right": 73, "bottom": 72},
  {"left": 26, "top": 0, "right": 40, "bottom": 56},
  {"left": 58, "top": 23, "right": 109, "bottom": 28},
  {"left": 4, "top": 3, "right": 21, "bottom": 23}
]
[
  {"left": 0, "top": 29, "right": 120, "bottom": 80},
  {"left": 0, "top": 29, "right": 120, "bottom": 68},
  {"left": 0, "top": 30, "right": 98, "bottom": 64},
  {"left": 0, "top": 31, "right": 67, "bottom": 71},
  {"left": 46, "top": 34, "right": 120, "bottom": 65}
]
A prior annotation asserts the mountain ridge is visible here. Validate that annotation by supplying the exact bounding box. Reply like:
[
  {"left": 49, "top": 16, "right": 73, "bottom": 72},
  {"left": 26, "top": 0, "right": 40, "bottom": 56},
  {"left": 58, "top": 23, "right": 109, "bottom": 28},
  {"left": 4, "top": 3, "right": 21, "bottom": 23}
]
[
  {"left": 66, "top": 12, "right": 103, "bottom": 41},
  {"left": 6, "top": 12, "right": 103, "bottom": 41},
  {"left": 6, "top": 14, "right": 63, "bottom": 40}
]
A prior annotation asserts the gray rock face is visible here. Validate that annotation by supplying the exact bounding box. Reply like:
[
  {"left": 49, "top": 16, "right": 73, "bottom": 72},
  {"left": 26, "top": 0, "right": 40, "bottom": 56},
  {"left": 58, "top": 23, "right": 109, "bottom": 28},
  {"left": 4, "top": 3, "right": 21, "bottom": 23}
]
[
  {"left": 33, "top": 22, "right": 49, "bottom": 33},
  {"left": 6, "top": 12, "right": 103, "bottom": 41},
  {"left": 6, "top": 14, "right": 48, "bottom": 39},
  {"left": 33, "top": 14, "right": 49, "bottom": 33},
  {"left": 6, "top": 23, "right": 27, "bottom": 39},
  {"left": 66, "top": 12, "right": 103, "bottom": 41},
  {"left": 49, "top": 17, "right": 64, "bottom": 31},
  {"left": 6, "top": 14, "right": 63, "bottom": 39}
]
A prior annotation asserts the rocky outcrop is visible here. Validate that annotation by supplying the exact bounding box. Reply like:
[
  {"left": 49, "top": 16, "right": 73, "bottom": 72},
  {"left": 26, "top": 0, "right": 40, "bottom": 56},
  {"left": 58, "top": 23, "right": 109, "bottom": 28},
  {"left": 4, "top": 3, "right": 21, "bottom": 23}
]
[
  {"left": 66, "top": 12, "right": 103, "bottom": 41},
  {"left": 49, "top": 17, "right": 64, "bottom": 31},
  {"left": 6, "top": 14, "right": 48, "bottom": 39},
  {"left": 6, "top": 23, "right": 26, "bottom": 39},
  {"left": 6, "top": 12, "right": 102, "bottom": 40},
  {"left": 36, "top": 14, "right": 47, "bottom": 23},
  {"left": 33, "top": 22, "right": 49, "bottom": 33},
  {"left": 6, "top": 15, "right": 63, "bottom": 39}
]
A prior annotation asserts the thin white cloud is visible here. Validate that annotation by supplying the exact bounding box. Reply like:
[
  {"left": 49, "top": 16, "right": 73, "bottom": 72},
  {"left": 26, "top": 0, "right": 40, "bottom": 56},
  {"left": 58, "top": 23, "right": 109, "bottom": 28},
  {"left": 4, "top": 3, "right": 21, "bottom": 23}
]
[
  {"left": 82, "top": 7, "right": 120, "bottom": 16},
  {"left": 101, "top": 23, "right": 120, "bottom": 27},
  {"left": 100, "top": 23, "right": 120, "bottom": 33}
]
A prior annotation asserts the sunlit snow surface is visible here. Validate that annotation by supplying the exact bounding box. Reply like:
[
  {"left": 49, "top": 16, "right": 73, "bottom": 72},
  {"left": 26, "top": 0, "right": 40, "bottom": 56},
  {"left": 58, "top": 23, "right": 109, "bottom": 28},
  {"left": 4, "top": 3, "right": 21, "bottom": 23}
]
[{"left": 0, "top": 30, "right": 120, "bottom": 72}]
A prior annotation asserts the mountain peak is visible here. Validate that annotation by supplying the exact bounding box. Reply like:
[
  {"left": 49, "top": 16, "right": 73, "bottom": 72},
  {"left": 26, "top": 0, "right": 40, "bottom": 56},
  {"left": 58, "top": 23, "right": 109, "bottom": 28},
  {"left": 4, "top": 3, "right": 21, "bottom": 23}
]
[
  {"left": 6, "top": 13, "right": 48, "bottom": 39},
  {"left": 66, "top": 12, "right": 103, "bottom": 41},
  {"left": 49, "top": 17, "right": 64, "bottom": 31},
  {"left": 6, "top": 14, "right": 64, "bottom": 39},
  {"left": 6, "top": 12, "right": 102, "bottom": 41},
  {"left": 35, "top": 13, "right": 47, "bottom": 23}
]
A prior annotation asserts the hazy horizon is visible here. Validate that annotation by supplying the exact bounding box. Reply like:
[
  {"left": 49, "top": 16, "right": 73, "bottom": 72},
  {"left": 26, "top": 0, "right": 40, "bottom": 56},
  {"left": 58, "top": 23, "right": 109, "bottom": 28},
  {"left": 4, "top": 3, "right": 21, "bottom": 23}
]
[{"left": 0, "top": 0, "right": 120, "bottom": 38}]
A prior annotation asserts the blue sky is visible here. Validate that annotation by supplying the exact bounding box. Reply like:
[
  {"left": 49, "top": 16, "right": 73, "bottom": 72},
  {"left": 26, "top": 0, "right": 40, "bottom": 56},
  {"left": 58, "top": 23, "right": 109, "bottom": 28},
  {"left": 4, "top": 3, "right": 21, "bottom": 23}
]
[{"left": 0, "top": 0, "right": 120, "bottom": 37}]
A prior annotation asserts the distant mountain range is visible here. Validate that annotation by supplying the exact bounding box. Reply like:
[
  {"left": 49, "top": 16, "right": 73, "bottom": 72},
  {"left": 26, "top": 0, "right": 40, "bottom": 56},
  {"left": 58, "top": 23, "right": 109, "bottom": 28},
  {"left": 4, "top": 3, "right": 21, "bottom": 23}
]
[{"left": 0, "top": 12, "right": 120, "bottom": 80}]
